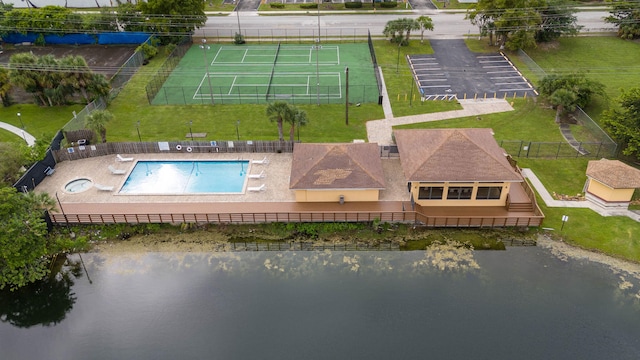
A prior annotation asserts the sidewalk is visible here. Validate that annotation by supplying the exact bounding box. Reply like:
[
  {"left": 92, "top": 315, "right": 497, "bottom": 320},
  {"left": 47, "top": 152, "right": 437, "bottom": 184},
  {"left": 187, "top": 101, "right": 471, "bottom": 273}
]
[
  {"left": 366, "top": 98, "right": 515, "bottom": 145},
  {"left": 0, "top": 121, "right": 35, "bottom": 146},
  {"left": 521, "top": 168, "right": 640, "bottom": 222}
]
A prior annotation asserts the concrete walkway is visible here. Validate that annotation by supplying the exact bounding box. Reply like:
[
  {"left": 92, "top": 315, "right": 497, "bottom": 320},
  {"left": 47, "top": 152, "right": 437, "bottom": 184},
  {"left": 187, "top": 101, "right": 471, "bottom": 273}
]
[
  {"left": 521, "top": 168, "right": 640, "bottom": 222},
  {"left": 0, "top": 121, "right": 36, "bottom": 146},
  {"left": 366, "top": 98, "right": 515, "bottom": 145}
]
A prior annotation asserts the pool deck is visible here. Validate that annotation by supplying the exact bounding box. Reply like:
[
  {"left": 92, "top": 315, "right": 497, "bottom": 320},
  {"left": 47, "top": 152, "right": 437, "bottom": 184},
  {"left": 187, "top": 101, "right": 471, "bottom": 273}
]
[{"left": 38, "top": 152, "right": 411, "bottom": 215}]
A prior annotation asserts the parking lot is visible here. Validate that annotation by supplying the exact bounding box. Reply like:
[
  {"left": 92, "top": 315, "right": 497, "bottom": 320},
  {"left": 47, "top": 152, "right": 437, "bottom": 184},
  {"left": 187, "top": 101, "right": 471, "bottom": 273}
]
[{"left": 408, "top": 39, "right": 536, "bottom": 100}]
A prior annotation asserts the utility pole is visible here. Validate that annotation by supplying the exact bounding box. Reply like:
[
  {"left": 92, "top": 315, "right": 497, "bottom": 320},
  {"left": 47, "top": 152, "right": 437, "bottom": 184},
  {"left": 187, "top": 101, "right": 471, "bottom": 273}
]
[{"left": 345, "top": 66, "right": 349, "bottom": 125}]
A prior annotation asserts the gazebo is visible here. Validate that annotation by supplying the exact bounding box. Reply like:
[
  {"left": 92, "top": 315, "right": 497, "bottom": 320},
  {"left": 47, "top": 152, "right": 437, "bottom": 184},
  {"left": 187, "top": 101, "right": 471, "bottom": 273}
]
[{"left": 584, "top": 159, "right": 640, "bottom": 209}]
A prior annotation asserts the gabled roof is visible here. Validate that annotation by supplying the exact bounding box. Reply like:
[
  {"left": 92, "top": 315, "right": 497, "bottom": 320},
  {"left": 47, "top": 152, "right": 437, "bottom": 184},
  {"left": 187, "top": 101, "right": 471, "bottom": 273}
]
[
  {"left": 394, "top": 128, "right": 522, "bottom": 182},
  {"left": 586, "top": 159, "right": 640, "bottom": 189},
  {"left": 289, "top": 143, "right": 386, "bottom": 190}
]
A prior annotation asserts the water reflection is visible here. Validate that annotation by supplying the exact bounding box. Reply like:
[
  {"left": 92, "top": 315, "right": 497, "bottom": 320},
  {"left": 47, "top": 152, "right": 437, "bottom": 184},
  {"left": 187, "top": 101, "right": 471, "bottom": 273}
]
[
  {"left": 0, "top": 255, "right": 81, "bottom": 328},
  {"left": 1, "top": 249, "right": 640, "bottom": 360}
]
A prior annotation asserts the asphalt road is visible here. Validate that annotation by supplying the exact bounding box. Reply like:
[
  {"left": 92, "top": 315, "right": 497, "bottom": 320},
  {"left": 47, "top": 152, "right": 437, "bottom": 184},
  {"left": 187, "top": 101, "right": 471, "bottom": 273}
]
[{"left": 204, "top": 11, "right": 611, "bottom": 39}]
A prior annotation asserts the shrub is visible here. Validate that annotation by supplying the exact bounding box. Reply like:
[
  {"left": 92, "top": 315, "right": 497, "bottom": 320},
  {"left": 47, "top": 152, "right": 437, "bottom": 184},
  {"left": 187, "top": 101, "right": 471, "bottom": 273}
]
[
  {"left": 379, "top": 1, "right": 398, "bottom": 7},
  {"left": 136, "top": 43, "right": 158, "bottom": 61},
  {"left": 300, "top": 3, "right": 318, "bottom": 8},
  {"left": 234, "top": 32, "right": 245, "bottom": 44},
  {"left": 35, "top": 34, "right": 46, "bottom": 46},
  {"left": 344, "top": 1, "right": 363, "bottom": 8},
  {"left": 270, "top": 2, "right": 285, "bottom": 8}
]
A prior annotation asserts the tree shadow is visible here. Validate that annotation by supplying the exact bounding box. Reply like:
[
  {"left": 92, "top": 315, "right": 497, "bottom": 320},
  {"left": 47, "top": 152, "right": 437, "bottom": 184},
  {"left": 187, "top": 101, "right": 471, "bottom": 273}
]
[{"left": 0, "top": 255, "right": 82, "bottom": 328}]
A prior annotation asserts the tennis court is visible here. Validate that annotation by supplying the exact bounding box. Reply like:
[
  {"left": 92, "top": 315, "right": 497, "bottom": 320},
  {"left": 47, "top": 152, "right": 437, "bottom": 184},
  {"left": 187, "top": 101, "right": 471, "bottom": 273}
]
[{"left": 150, "top": 43, "right": 380, "bottom": 105}]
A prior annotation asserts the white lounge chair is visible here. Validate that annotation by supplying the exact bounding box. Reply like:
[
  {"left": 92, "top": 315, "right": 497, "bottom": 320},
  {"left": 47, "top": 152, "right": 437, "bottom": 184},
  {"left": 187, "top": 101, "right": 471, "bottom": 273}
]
[
  {"left": 247, "top": 184, "right": 266, "bottom": 192},
  {"left": 248, "top": 170, "right": 266, "bottom": 179},
  {"left": 94, "top": 183, "right": 114, "bottom": 191},
  {"left": 116, "top": 154, "right": 134, "bottom": 162},
  {"left": 252, "top": 157, "right": 269, "bottom": 165},
  {"left": 108, "top": 165, "right": 126, "bottom": 175}
]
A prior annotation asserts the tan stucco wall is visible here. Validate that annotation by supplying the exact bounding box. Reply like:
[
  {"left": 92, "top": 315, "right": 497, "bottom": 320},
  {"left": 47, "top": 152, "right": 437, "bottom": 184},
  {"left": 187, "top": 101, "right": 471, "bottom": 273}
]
[
  {"left": 586, "top": 179, "right": 635, "bottom": 202},
  {"left": 411, "top": 182, "right": 509, "bottom": 207},
  {"left": 295, "top": 189, "right": 379, "bottom": 202}
]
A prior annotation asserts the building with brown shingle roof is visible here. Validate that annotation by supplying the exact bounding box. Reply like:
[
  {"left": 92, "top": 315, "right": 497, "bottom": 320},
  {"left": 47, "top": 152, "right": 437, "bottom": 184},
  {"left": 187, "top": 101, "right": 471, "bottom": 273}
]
[
  {"left": 585, "top": 159, "right": 640, "bottom": 208},
  {"left": 394, "top": 128, "right": 525, "bottom": 208},
  {"left": 290, "top": 143, "right": 386, "bottom": 202}
]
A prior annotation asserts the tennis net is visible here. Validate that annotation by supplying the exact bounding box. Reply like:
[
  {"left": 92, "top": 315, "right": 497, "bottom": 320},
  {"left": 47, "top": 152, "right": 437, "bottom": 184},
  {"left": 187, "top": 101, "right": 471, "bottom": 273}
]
[{"left": 265, "top": 42, "right": 281, "bottom": 100}]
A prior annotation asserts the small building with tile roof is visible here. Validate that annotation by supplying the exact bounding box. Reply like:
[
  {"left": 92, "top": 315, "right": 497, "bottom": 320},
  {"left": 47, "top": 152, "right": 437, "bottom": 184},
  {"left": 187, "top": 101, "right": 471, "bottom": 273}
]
[
  {"left": 585, "top": 159, "right": 640, "bottom": 208},
  {"left": 290, "top": 143, "right": 386, "bottom": 202},
  {"left": 394, "top": 128, "right": 525, "bottom": 208}
]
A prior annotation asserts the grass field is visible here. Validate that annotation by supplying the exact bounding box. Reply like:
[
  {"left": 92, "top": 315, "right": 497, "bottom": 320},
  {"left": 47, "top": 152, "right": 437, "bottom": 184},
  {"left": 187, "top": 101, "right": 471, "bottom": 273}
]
[
  {"left": 151, "top": 43, "right": 379, "bottom": 105},
  {"left": 515, "top": 37, "right": 640, "bottom": 121}
]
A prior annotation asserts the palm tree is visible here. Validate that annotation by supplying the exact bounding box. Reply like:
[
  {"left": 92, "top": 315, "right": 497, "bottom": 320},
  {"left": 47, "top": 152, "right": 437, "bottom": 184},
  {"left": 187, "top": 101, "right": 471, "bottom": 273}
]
[
  {"left": 266, "top": 101, "right": 294, "bottom": 141},
  {"left": 85, "top": 110, "right": 114, "bottom": 143},
  {"left": 383, "top": 19, "right": 404, "bottom": 44},
  {"left": 286, "top": 106, "right": 308, "bottom": 141},
  {"left": 59, "top": 55, "right": 94, "bottom": 103},
  {"left": 9, "top": 52, "right": 45, "bottom": 105},
  {"left": 24, "top": 191, "right": 57, "bottom": 213},
  {"left": 401, "top": 18, "right": 420, "bottom": 43},
  {"left": 416, "top": 16, "right": 434, "bottom": 44}
]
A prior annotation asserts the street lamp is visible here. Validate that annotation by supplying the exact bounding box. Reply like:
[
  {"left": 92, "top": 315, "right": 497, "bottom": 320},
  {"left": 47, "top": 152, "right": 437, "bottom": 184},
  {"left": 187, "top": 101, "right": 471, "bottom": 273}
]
[
  {"left": 235, "top": 120, "right": 240, "bottom": 141},
  {"left": 200, "top": 39, "right": 214, "bottom": 105},
  {"left": 345, "top": 66, "right": 349, "bottom": 126},
  {"left": 189, "top": 120, "right": 194, "bottom": 141},
  {"left": 136, "top": 121, "right": 142, "bottom": 143},
  {"left": 17, "top": 112, "right": 24, "bottom": 129}
]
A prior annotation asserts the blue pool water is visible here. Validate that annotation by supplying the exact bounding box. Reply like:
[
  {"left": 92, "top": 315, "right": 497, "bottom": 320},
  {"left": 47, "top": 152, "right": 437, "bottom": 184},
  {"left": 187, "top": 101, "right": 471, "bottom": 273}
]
[{"left": 119, "top": 160, "right": 249, "bottom": 194}]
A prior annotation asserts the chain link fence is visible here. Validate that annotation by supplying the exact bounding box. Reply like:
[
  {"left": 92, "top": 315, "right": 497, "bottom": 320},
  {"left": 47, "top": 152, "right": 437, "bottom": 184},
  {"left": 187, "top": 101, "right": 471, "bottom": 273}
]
[{"left": 516, "top": 49, "right": 617, "bottom": 156}]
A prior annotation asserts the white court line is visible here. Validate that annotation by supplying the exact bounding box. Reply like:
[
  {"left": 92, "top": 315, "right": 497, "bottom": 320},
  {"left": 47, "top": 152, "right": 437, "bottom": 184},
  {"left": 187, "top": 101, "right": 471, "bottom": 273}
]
[
  {"left": 306, "top": 77, "right": 310, "bottom": 95},
  {"left": 211, "top": 47, "right": 223, "bottom": 63},
  {"left": 228, "top": 76, "right": 238, "bottom": 95},
  {"left": 193, "top": 74, "right": 207, "bottom": 100},
  {"left": 241, "top": 49, "right": 248, "bottom": 63},
  {"left": 336, "top": 46, "right": 340, "bottom": 65}
]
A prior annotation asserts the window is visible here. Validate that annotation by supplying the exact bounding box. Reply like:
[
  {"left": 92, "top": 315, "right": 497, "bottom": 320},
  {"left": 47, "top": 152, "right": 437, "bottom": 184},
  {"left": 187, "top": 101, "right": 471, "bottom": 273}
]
[
  {"left": 476, "top": 186, "right": 502, "bottom": 200},
  {"left": 447, "top": 186, "right": 473, "bottom": 200},
  {"left": 418, "top": 186, "right": 444, "bottom": 200}
]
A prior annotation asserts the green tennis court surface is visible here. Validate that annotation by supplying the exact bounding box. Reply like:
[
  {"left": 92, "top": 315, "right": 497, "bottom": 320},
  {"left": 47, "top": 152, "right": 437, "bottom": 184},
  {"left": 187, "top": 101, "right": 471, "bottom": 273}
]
[{"left": 150, "top": 43, "right": 379, "bottom": 105}]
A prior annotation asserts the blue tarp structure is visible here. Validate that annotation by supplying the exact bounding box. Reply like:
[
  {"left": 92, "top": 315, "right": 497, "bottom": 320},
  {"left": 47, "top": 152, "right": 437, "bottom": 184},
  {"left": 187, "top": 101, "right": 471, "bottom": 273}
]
[{"left": 2, "top": 32, "right": 151, "bottom": 45}]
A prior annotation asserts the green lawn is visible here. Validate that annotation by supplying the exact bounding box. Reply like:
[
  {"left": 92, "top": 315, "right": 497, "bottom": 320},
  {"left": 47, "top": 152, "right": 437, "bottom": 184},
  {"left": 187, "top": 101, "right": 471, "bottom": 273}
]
[
  {"left": 107, "top": 52, "right": 382, "bottom": 143},
  {"left": 538, "top": 204, "right": 640, "bottom": 262},
  {"left": 515, "top": 37, "right": 640, "bottom": 121},
  {"left": 0, "top": 104, "right": 84, "bottom": 143},
  {"left": 395, "top": 98, "right": 563, "bottom": 142}
]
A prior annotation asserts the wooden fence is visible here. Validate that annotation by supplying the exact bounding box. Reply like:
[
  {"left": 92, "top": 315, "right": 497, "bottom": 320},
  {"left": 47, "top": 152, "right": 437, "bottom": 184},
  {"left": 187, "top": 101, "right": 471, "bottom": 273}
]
[
  {"left": 49, "top": 210, "right": 543, "bottom": 228},
  {"left": 54, "top": 140, "right": 296, "bottom": 162}
]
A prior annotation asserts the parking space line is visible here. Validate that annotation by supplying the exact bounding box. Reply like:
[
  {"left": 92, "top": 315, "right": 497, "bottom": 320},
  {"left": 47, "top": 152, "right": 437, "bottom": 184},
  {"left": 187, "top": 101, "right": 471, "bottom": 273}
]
[
  {"left": 482, "top": 65, "right": 513, "bottom": 68},
  {"left": 490, "top": 76, "right": 523, "bottom": 79},
  {"left": 421, "top": 85, "right": 452, "bottom": 88}
]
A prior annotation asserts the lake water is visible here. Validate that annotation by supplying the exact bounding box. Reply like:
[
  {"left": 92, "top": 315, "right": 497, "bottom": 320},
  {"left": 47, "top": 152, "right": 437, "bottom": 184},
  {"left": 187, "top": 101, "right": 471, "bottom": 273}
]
[{"left": 1, "top": 247, "right": 640, "bottom": 360}]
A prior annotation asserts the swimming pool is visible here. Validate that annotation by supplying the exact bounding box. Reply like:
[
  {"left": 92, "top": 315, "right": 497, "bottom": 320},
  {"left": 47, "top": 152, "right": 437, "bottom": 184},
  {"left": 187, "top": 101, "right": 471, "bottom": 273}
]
[{"left": 119, "top": 160, "right": 249, "bottom": 194}]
